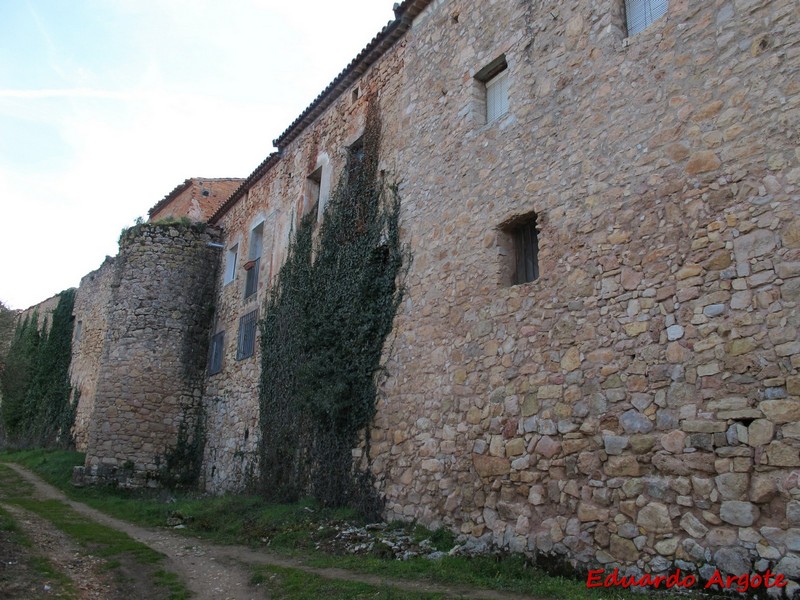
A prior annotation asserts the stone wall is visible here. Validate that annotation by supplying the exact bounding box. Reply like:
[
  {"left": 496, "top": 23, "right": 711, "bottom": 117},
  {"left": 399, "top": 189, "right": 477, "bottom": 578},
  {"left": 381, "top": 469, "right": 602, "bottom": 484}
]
[
  {"left": 81, "top": 223, "right": 220, "bottom": 486},
  {"left": 70, "top": 257, "right": 115, "bottom": 452},
  {"left": 370, "top": 0, "right": 800, "bottom": 584},
  {"left": 203, "top": 0, "right": 800, "bottom": 587},
  {"left": 17, "top": 294, "right": 61, "bottom": 332}
]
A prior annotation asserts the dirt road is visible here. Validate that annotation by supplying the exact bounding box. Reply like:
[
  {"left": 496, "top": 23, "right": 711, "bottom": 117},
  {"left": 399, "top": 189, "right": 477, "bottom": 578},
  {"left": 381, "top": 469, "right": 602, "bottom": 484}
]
[{"left": 4, "top": 463, "right": 533, "bottom": 599}]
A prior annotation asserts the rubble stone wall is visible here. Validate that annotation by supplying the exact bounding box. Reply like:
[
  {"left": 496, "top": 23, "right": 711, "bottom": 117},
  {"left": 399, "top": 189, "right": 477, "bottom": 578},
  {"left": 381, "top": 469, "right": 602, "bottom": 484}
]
[
  {"left": 70, "top": 257, "right": 116, "bottom": 452},
  {"left": 82, "top": 223, "right": 220, "bottom": 485},
  {"left": 368, "top": 0, "right": 800, "bottom": 584}
]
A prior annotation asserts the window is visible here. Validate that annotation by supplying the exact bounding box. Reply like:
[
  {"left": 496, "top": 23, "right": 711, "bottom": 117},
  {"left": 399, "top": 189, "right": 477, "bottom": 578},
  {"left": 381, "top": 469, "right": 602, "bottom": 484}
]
[
  {"left": 500, "top": 213, "right": 540, "bottom": 285},
  {"left": 236, "top": 310, "right": 258, "bottom": 360},
  {"left": 625, "top": 0, "right": 668, "bottom": 36},
  {"left": 244, "top": 258, "right": 260, "bottom": 299},
  {"left": 306, "top": 168, "right": 322, "bottom": 222},
  {"left": 74, "top": 320, "right": 83, "bottom": 343},
  {"left": 346, "top": 137, "right": 366, "bottom": 180},
  {"left": 208, "top": 331, "right": 224, "bottom": 375},
  {"left": 249, "top": 222, "right": 264, "bottom": 261},
  {"left": 244, "top": 223, "right": 263, "bottom": 299},
  {"left": 476, "top": 55, "right": 508, "bottom": 125},
  {"left": 224, "top": 244, "right": 238, "bottom": 285}
]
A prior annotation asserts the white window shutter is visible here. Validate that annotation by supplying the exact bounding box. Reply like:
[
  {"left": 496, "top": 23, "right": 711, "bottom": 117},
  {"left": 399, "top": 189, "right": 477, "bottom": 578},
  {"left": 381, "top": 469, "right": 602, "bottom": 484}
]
[
  {"left": 625, "top": 0, "right": 668, "bottom": 36},
  {"left": 486, "top": 69, "right": 509, "bottom": 123}
]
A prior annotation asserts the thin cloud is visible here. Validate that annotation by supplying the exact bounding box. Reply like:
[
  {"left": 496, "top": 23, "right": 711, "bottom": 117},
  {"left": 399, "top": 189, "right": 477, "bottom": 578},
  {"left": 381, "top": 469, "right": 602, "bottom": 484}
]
[{"left": 0, "top": 88, "right": 129, "bottom": 99}]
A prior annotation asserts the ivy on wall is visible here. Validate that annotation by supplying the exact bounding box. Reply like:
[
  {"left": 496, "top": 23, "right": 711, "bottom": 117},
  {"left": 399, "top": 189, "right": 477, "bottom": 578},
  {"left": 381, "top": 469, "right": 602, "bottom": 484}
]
[
  {"left": 258, "top": 104, "right": 408, "bottom": 516},
  {"left": 0, "top": 290, "right": 77, "bottom": 448}
]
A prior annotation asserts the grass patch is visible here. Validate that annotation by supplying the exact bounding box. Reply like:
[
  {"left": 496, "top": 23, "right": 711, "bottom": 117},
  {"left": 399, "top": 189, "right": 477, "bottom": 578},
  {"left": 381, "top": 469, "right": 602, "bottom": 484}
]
[{"left": 251, "top": 564, "right": 445, "bottom": 599}]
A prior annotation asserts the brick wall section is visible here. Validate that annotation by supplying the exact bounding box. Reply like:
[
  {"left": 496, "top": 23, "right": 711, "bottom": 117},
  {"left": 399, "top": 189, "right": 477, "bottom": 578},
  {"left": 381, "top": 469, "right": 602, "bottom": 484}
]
[
  {"left": 149, "top": 178, "right": 244, "bottom": 223},
  {"left": 81, "top": 223, "right": 220, "bottom": 485},
  {"left": 204, "top": 0, "right": 799, "bottom": 583},
  {"left": 70, "top": 257, "right": 116, "bottom": 452}
]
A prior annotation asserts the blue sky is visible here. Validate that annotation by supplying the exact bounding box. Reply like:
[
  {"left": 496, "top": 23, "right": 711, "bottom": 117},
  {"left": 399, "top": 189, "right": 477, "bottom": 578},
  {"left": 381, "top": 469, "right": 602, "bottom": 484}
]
[{"left": 0, "top": 0, "right": 395, "bottom": 309}]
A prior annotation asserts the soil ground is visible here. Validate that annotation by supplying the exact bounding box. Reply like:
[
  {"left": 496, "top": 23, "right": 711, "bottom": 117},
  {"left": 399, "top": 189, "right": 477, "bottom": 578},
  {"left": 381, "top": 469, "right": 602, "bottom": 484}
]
[{"left": 1, "top": 463, "right": 536, "bottom": 599}]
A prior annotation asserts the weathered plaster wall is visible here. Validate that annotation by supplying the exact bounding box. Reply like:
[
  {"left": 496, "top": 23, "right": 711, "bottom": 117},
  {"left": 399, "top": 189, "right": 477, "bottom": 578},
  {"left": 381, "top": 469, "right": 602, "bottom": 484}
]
[
  {"left": 204, "top": 0, "right": 800, "bottom": 585},
  {"left": 70, "top": 257, "right": 116, "bottom": 452},
  {"left": 82, "top": 223, "right": 220, "bottom": 485}
]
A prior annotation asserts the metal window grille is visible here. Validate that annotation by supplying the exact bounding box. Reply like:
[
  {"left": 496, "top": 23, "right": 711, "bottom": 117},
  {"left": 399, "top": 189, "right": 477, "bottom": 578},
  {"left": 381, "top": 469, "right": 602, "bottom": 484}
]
[
  {"left": 513, "top": 216, "right": 540, "bottom": 285},
  {"left": 208, "top": 331, "right": 224, "bottom": 375},
  {"left": 486, "top": 68, "right": 509, "bottom": 123},
  {"left": 244, "top": 257, "right": 260, "bottom": 299},
  {"left": 236, "top": 310, "right": 258, "bottom": 360},
  {"left": 625, "top": 0, "right": 668, "bottom": 36}
]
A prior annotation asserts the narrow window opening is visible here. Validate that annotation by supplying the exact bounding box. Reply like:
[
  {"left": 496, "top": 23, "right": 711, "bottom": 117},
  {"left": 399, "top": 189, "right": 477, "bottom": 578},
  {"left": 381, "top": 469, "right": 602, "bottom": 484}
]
[
  {"left": 306, "top": 167, "right": 322, "bottom": 222},
  {"left": 351, "top": 87, "right": 360, "bottom": 103},
  {"left": 500, "top": 213, "right": 540, "bottom": 286},
  {"left": 224, "top": 243, "right": 238, "bottom": 285},
  {"left": 74, "top": 320, "right": 83, "bottom": 343},
  {"left": 475, "top": 55, "right": 509, "bottom": 125},
  {"left": 624, "top": 0, "right": 668, "bottom": 36},
  {"left": 244, "top": 223, "right": 263, "bottom": 299}
]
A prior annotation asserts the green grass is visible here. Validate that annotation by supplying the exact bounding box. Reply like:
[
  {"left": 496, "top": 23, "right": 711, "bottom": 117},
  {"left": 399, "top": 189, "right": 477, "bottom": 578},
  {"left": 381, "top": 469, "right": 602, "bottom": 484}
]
[
  {"left": 251, "top": 564, "right": 445, "bottom": 599},
  {"left": 1, "top": 450, "right": 696, "bottom": 600}
]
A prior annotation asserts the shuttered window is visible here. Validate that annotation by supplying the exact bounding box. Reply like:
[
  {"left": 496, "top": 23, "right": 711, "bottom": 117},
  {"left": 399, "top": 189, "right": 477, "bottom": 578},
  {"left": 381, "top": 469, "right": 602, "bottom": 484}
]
[
  {"left": 486, "top": 68, "right": 509, "bottom": 124},
  {"left": 208, "top": 331, "right": 224, "bottom": 375},
  {"left": 625, "top": 0, "right": 668, "bottom": 36},
  {"left": 244, "top": 257, "right": 260, "bottom": 299},
  {"left": 236, "top": 310, "right": 258, "bottom": 360}
]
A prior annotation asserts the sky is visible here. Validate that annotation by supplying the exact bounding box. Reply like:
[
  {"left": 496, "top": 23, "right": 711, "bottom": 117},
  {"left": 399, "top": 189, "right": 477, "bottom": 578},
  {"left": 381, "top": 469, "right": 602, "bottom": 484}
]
[{"left": 0, "top": 0, "right": 397, "bottom": 309}]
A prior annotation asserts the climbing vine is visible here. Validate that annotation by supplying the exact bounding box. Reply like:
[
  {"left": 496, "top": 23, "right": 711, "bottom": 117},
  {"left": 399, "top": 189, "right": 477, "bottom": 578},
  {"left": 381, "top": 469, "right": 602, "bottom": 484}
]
[
  {"left": 0, "top": 289, "right": 76, "bottom": 448},
  {"left": 258, "top": 104, "right": 408, "bottom": 516}
]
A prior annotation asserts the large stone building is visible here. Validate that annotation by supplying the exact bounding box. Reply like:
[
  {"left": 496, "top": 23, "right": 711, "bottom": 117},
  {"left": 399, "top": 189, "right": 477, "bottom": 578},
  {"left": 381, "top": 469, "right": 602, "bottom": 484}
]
[{"left": 48, "top": 0, "right": 800, "bottom": 587}]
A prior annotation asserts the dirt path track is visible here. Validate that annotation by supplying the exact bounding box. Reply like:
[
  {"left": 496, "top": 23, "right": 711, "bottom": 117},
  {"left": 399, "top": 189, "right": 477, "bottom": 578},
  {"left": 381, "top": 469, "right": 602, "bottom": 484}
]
[{"left": 5, "top": 463, "right": 535, "bottom": 599}]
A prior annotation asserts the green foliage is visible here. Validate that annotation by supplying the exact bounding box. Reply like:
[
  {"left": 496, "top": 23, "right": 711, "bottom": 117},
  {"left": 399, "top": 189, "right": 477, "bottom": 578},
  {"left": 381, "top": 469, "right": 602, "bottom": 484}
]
[
  {"left": 0, "top": 299, "right": 17, "bottom": 377},
  {"left": 1, "top": 313, "right": 42, "bottom": 439},
  {"left": 157, "top": 404, "right": 206, "bottom": 489},
  {"left": 258, "top": 103, "right": 408, "bottom": 515},
  {"left": 0, "top": 290, "right": 77, "bottom": 448}
]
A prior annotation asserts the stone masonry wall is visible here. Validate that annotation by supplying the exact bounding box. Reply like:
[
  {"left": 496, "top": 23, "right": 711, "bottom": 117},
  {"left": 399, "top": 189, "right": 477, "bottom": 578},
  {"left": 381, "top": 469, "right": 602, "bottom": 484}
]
[
  {"left": 82, "top": 223, "right": 219, "bottom": 485},
  {"left": 70, "top": 257, "right": 115, "bottom": 452},
  {"left": 201, "top": 0, "right": 799, "bottom": 586},
  {"left": 368, "top": 0, "right": 800, "bottom": 586}
]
